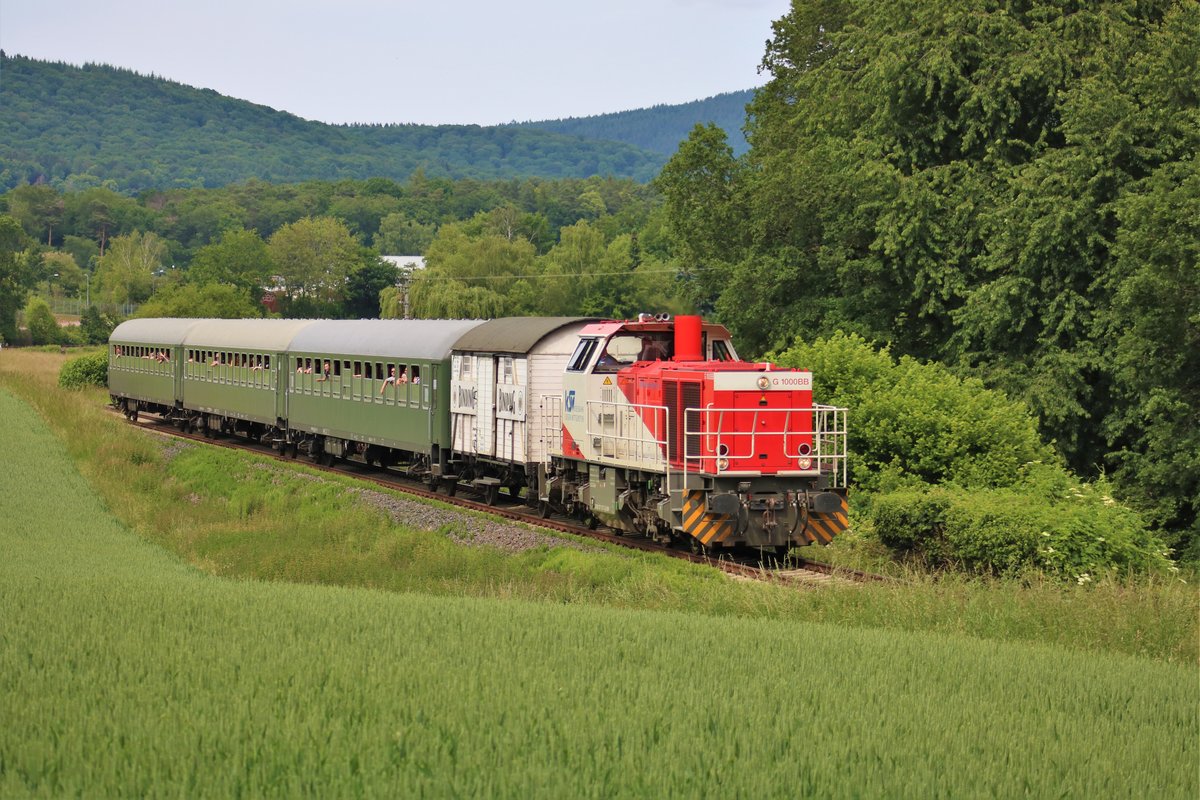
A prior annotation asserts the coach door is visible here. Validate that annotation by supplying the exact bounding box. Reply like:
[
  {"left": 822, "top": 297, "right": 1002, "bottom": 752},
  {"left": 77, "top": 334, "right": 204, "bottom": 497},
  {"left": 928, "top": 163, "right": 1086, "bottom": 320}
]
[
  {"left": 494, "top": 355, "right": 526, "bottom": 463},
  {"left": 475, "top": 356, "right": 496, "bottom": 457}
]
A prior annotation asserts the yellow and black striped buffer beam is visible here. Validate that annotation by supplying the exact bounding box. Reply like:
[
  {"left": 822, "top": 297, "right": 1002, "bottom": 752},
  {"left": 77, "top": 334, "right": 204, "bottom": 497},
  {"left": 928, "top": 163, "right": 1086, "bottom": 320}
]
[
  {"left": 803, "top": 494, "right": 849, "bottom": 545},
  {"left": 682, "top": 491, "right": 734, "bottom": 545}
]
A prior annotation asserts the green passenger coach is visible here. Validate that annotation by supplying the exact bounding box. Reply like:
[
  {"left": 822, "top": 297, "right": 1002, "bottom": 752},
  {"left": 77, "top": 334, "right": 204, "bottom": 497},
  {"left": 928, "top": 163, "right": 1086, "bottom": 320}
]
[
  {"left": 180, "top": 319, "right": 316, "bottom": 433},
  {"left": 108, "top": 318, "right": 199, "bottom": 420},
  {"left": 283, "top": 320, "right": 486, "bottom": 471}
]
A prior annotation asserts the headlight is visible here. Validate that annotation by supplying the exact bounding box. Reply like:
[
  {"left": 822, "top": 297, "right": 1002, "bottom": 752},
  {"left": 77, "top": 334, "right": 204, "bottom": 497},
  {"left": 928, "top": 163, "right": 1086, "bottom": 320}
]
[
  {"left": 756, "top": 376, "right": 771, "bottom": 390},
  {"left": 798, "top": 457, "right": 813, "bottom": 470},
  {"left": 716, "top": 457, "right": 730, "bottom": 472}
]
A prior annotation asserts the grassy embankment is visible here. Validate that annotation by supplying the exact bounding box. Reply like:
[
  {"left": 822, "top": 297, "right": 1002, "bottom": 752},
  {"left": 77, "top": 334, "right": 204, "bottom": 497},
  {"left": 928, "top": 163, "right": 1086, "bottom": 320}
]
[
  {"left": 1, "top": 348, "right": 1196, "bottom": 665},
  {"left": 2, "top": 360, "right": 1197, "bottom": 796}
]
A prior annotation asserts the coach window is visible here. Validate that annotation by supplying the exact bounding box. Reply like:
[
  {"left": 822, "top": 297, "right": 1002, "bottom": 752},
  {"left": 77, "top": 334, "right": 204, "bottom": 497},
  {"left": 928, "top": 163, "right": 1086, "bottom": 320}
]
[{"left": 407, "top": 365, "right": 421, "bottom": 406}]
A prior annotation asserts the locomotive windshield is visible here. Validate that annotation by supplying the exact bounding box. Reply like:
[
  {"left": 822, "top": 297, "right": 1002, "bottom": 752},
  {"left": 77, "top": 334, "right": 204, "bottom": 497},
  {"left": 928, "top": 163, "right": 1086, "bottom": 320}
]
[{"left": 595, "top": 333, "right": 673, "bottom": 372}]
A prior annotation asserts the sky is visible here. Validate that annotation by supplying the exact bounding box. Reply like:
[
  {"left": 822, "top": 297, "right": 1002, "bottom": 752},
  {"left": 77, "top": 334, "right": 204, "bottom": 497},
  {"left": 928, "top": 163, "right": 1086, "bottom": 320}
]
[{"left": 0, "top": 0, "right": 790, "bottom": 126}]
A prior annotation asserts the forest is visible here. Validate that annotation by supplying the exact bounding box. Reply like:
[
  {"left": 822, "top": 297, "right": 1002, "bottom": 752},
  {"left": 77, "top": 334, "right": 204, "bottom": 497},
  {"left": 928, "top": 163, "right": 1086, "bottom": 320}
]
[
  {"left": 0, "top": 0, "right": 1195, "bottom": 564},
  {"left": 509, "top": 90, "right": 755, "bottom": 156},
  {"left": 0, "top": 53, "right": 755, "bottom": 193}
]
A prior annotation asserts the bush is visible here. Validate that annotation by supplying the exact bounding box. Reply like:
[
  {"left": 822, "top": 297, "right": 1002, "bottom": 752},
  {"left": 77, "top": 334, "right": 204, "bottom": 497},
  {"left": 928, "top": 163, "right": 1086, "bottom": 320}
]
[
  {"left": 870, "top": 470, "right": 1174, "bottom": 579},
  {"left": 771, "top": 332, "right": 1053, "bottom": 492},
  {"left": 773, "top": 334, "right": 1177, "bottom": 577},
  {"left": 58, "top": 351, "right": 108, "bottom": 390}
]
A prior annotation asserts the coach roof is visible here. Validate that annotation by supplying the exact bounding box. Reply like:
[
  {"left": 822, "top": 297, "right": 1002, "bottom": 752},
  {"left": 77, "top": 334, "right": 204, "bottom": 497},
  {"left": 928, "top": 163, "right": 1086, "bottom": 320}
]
[
  {"left": 110, "top": 318, "right": 202, "bottom": 345},
  {"left": 288, "top": 319, "right": 488, "bottom": 360},
  {"left": 451, "top": 317, "right": 597, "bottom": 354},
  {"left": 180, "top": 319, "right": 318, "bottom": 351}
]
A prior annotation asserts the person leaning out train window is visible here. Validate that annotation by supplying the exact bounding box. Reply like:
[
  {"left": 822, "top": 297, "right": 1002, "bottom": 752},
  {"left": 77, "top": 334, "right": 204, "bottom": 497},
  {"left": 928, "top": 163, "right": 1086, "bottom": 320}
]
[
  {"left": 316, "top": 360, "right": 332, "bottom": 381},
  {"left": 379, "top": 365, "right": 396, "bottom": 394}
]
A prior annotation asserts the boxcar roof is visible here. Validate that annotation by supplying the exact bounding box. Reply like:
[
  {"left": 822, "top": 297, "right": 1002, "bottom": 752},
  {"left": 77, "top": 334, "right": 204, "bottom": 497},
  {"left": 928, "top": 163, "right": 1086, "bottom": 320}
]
[
  {"left": 288, "top": 319, "right": 488, "bottom": 360},
  {"left": 110, "top": 318, "right": 202, "bottom": 345},
  {"left": 181, "top": 319, "right": 318, "bottom": 350},
  {"left": 451, "top": 317, "right": 598, "bottom": 354}
]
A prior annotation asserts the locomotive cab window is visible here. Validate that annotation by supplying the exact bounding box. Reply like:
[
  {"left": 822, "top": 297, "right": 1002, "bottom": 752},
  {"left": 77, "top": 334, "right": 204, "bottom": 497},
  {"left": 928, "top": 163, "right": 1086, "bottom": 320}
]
[
  {"left": 595, "top": 335, "right": 642, "bottom": 372},
  {"left": 567, "top": 338, "right": 599, "bottom": 372},
  {"left": 712, "top": 340, "right": 735, "bottom": 362}
]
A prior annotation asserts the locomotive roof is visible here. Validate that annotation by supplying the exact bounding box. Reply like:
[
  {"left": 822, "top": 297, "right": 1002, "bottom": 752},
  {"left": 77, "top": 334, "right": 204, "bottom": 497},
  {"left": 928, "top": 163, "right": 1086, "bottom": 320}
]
[
  {"left": 181, "top": 319, "right": 318, "bottom": 350},
  {"left": 110, "top": 318, "right": 202, "bottom": 345},
  {"left": 288, "top": 319, "right": 488, "bottom": 360},
  {"left": 451, "top": 317, "right": 597, "bottom": 354}
]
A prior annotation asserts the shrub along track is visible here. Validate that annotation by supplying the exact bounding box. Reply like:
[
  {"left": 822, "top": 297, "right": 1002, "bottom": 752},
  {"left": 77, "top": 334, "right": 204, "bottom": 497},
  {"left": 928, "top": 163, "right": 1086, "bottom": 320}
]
[{"left": 117, "top": 409, "right": 886, "bottom": 587}]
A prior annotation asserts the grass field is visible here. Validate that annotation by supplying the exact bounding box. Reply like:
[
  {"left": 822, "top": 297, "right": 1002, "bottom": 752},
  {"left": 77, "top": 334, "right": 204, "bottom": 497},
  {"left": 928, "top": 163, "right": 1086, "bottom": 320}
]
[{"left": 0, "top": 350, "right": 1195, "bottom": 796}]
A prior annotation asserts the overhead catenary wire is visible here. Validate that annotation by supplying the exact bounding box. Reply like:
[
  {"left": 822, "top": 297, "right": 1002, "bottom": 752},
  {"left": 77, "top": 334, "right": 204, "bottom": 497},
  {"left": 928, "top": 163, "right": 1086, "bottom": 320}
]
[{"left": 406, "top": 266, "right": 715, "bottom": 282}]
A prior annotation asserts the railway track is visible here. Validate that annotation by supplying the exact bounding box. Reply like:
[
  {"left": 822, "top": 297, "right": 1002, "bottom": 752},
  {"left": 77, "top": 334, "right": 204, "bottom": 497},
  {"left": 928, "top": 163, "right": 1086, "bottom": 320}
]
[{"left": 121, "top": 410, "right": 888, "bottom": 587}]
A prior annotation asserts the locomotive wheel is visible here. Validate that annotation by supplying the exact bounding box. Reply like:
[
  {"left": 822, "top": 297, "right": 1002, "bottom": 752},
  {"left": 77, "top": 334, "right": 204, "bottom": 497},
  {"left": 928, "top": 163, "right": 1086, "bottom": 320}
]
[{"left": 539, "top": 501, "right": 552, "bottom": 519}]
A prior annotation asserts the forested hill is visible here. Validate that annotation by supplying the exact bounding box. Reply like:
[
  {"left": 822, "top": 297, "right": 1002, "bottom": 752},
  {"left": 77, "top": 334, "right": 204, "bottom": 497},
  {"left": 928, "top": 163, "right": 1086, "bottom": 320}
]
[
  {"left": 507, "top": 90, "right": 755, "bottom": 156},
  {"left": 0, "top": 52, "right": 690, "bottom": 193}
]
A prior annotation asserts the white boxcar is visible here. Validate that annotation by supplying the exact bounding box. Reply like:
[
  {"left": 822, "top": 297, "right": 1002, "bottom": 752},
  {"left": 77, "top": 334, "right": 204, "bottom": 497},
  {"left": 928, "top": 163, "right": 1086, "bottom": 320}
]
[{"left": 449, "top": 317, "right": 594, "bottom": 472}]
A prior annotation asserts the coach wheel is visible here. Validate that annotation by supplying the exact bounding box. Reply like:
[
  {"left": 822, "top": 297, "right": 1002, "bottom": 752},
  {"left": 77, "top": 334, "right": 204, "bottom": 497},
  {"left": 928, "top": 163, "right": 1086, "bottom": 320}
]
[
  {"left": 586, "top": 514, "right": 599, "bottom": 530},
  {"left": 485, "top": 485, "right": 499, "bottom": 506},
  {"left": 445, "top": 481, "right": 457, "bottom": 497}
]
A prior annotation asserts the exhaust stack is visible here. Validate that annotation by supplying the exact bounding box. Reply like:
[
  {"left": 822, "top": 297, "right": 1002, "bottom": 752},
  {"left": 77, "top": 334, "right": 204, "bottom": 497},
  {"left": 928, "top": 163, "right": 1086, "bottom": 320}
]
[{"left": 673, "top": 315, "right": 704, "bottom": 362}]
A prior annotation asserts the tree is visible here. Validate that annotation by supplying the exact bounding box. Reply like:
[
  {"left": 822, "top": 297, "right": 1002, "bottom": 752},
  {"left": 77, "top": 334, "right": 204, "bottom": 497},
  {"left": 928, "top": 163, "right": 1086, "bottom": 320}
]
[
  {"left": 375, "top": 212, "right": 437, "bottom": 254},
  {"left": 408, "top": 222, "right": 536, "bottom": 318},
  {"left": 43, "top": 251, "right": 85, "bottom": 299},
  {"left": 344, "top": 257, "right": 398, "bottom": 318},
  {"left": 0, "top": 214, "right": 38, "bottom": 343},
  {"left": 94, "top": 231, "right": 166, "bottom": 308},
  {"left": 24, "top": 296, "right": 60, "bottom": 345},
  {"left": 653, "top": 123, "right": 745, "bottom": 314},
  {"left": 62, "top": 187, "right": 146, "bottom": 256},
  {"left": 267, "top": 216, "right": 360, "bottom": 313},
  {"left": 135, "top": 282, "right": 263, "bottom": 319},
  {"left": 188, "top": 228, "right": 272, "bottom": 303},
  {"left": 79, "top": 305, "right": 115, "bottom": 345},
  {"left": 1103, "top": 158, "right": 1200, "bottom": 559},
  {"left": 6, "top": 184, "right": 64, "bottom": 246},
  {"left": 698, "top": 0, "right": 1198, "bottom": 556}
]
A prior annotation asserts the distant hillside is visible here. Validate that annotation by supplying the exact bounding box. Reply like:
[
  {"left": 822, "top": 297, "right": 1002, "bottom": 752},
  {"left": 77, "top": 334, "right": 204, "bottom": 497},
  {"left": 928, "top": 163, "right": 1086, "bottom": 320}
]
[
  {"left": 0, "top": 53, "right": 677, "bottom": 193},
  {"left": 509, "top": 90, "right": 754, "bottom": 156}
]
